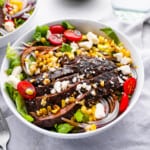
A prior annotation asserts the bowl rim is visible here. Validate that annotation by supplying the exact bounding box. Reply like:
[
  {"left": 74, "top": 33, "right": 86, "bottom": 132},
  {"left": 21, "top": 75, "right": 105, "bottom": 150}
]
[
  {"left": 0, "top": 18, "right": 144, "bottom": 139},
  {"left": 0, "top": 0, "right": 39, "bottom": 39}
]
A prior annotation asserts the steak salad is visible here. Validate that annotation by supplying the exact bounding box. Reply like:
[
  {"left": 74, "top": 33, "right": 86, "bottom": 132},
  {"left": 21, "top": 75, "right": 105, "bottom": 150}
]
[{"left": 5, "top": 21, "right": 137, "bottom": 133}]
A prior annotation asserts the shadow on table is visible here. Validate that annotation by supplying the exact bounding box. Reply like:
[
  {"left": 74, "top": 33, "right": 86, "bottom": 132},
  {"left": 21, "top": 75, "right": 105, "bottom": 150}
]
[{"left": 61, "top": 0, "right": 92, "bottom": 6}]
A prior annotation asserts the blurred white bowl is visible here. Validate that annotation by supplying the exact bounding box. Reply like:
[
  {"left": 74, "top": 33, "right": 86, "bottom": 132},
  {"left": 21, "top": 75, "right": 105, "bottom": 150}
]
[
  {"left": 0, "top": 19, "right": 144, "bottom": 139},
  {"left": 0, "top": 0, "right": 39, "bottom": 48}
]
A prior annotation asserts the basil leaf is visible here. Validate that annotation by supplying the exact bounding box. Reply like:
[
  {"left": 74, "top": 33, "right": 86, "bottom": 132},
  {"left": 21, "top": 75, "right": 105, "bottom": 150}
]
[
  {"left": 61, "top": 43, "right": 72, "bottom": 52},
  {"left": 55, "top": 123, "right": 73, "bottom": 133},
  {"left": 61, "top": 21, "right": 75, "bottom": 29},
  {"left": 101, "top": 27, "right": 120, "bottom": 45}
]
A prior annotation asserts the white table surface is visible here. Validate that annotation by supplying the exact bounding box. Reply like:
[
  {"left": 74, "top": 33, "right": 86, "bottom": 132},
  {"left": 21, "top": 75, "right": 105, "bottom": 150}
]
[{"left": 1, "top": 0, "right": 150, "bottom": 150}]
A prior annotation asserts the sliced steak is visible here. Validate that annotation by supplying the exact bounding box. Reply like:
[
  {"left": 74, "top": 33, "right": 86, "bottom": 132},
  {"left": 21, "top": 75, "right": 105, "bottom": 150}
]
[{"left": 32, "top": 103, "right": 81, "bottom": 128}]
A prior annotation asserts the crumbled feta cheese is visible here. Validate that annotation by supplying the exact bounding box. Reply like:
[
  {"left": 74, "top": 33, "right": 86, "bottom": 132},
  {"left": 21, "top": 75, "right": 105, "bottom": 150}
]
[
  {"left": 65, "top": 97, "right": 70, "bottom": 103},
  {"left": 79, "top": 74, "right": 85, "bottom": 79},
  {"left": 118, "top": 65, "right": 131, "bottom": 75},
  {"left": 54, "top": 81, "right": 61, "bottom": 93},
  {"left": 86, "top": 85, "right": 91, "bottom": 91},
  {"left": 113, "top": 53, "right": 123, "bottom": 62},
  {"left": 95, "top": 103, "right": 106, "bottom": 119},
  {"left": 78, "top": 41, "right": 93, "bottom": 49},
  {"left": 120, "top": 57, "right": 131, "bottom": 65},
  {"left": 70, "top": 42, "right": 79, "bottom": 53},
  {"left": 51, "top": 88, "right": 56, "bottom": 94},
  {"left": 82, "top": 82, "right": 87, "bottom": 88},
  {"left": 61, "top": 80, "right": 69, "bottom": 90},
  {"left": 87, "top": 32, "right": 99, "bottom": 44},
  {"left": 76, "top": 84, "right": 82, "bottom": 91},
  {"left": 91, "top": 90, "right": 96, "bottom": 96},
  {"left": 72, "top": 77, "right": 77, "bottom": 83},
  {"left": 7, "top": 75, "right": 20, "bottom": 89},
  {"left": 46, "top": 30, "right": 51, "bottom": 39},
  {"left": 92, "top": 83, "right": 97, "bottom": 88},
  {"left": 4, "top": 21, "right": 15, "bottom": 32}
]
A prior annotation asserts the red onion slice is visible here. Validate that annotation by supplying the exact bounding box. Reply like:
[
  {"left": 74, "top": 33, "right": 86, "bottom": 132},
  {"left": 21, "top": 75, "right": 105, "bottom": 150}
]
[{"left": 88, "top": 100, "right": 119, "bottom": 127}]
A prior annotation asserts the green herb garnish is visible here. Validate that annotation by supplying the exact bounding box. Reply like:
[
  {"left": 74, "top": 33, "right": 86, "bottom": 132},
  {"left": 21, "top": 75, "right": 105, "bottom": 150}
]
[
  {"left": 101, "top": 27, "right": 120, "bottom": 45},
  {"left": 61, "top": 21, "right": 75, "bottom": 30},
  {"left": 74, "top": 109, "right": 89, "bottom": 123},
  {"left": 55, "top": 123, "right": 73, "bottom": 133},
  {"left": 61, "top": 43, "right": 72, "bottom": 52}
]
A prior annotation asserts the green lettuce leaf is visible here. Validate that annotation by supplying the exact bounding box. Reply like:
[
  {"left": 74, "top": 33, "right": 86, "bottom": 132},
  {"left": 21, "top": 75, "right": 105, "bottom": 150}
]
[
  {"left": 5, "top": 83, "right": 34, "bottom": 122},
  {"left": 101, "top": 27, "right": 120, "bottom": 45},
  {"left": 0, "top": 0, "right": 4, "bottom": 7},
  {"left": 33, "top": 25, "right": 49, "bottom": 41}
]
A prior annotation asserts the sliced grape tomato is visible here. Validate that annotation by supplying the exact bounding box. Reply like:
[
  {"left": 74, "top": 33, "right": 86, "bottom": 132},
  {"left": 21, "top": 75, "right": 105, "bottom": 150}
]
[
  {"left": 64, "top": 29, "right": 82, "bottom": 42},
  {"left": 49, "top": 24, "right": 65, "bottom": 34},
  {"left": 119, "top": 92, "right": 129, "bottom": 113},
  {"left": 17, "top": 81, "right": 36, "bottom": 100},
  {"left": 123, "top": 77, "right": 136, "bottom": 95},
  {"left": 48, "top": 34, "right": 64, "bottom": 45}
]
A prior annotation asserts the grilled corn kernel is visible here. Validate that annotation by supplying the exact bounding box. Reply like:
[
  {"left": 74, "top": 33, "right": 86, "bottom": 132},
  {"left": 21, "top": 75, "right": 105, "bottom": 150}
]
[
  {"left": 61, "top": 99, "right": 66, "bottom": 108},
  {"left": 40, "top": 108, "right": 48, "bottom": 115},
  {"left": 35, "top": 50, "right": 39, "bottom": 55},
  {"left": 69, "top": 97, "right": 75, "bottom": 103},
  {"left": 40, "top": 37, "right": 46, "bottom": 43},
  {"left": 47, "top": 106, "right": 51, "bottom": 112},
  {"left": 100, "top": 80, "right": 105, "bottom": 87},
  {"left": 25, "top": 88, "right": 34, "bottom": 95},
  {"left": 87, "top": 109, "right": 93, "bottom": 115},
  {"left": 41, "top": 97, "right": 47, "bottom": 106},
  {"left": 51, "top": 105, "right": 60, "bottom": 114},
  {"left": 30, "top": 64, "right": 37, "bottom": 73},
  {"left": 55, "top": 52, "right": 63, "bottom": 57},
  {"left": 76, "top": 49, "right": 82, "bottom": 55},
  {"left": 82, "top": 35, "right": 87, "bottom": 40},
  {"left": 122, "top": 49, "right": 130, "bottom": 57},
  {"left": 36, "top": 110, "right": 41, "bottom": 116},
  {"left": 81, "top": 106, "right": 87, "bottom": 113},
  {"left": 85, "top": 124, "right": 97, "bottom": 131},
  {"left": 99, "top": 36, "right": 105, "bottom": 43}
]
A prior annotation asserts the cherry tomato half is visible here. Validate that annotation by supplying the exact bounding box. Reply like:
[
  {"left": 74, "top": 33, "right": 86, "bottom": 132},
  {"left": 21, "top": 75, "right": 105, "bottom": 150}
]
[
  {"left": 123, "top": 77, "right": 136, "bottom": 95},
  {"left": 50, "top": 25, "right": 65, "bottom": 34},
  {"left": 119, "top": 92, "right": 129, "bottom": 113},
  {"left": 17, "top": 81, "right": 36, "bottom": 99},
  {"left": 64, "top": 29, "right": 82, "bottom": 42},
  {"left": 48, "top": 34, "right": 65, "bottom": 45}
]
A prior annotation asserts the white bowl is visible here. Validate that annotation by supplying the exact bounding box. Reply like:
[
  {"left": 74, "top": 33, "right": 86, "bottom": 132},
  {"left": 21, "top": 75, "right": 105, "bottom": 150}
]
[
  {"left": 0, "top": 0, "right": 39, "bottom": 48},
  {"left": 0, "top": 19, "right": 144, "bottom": 139}
]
